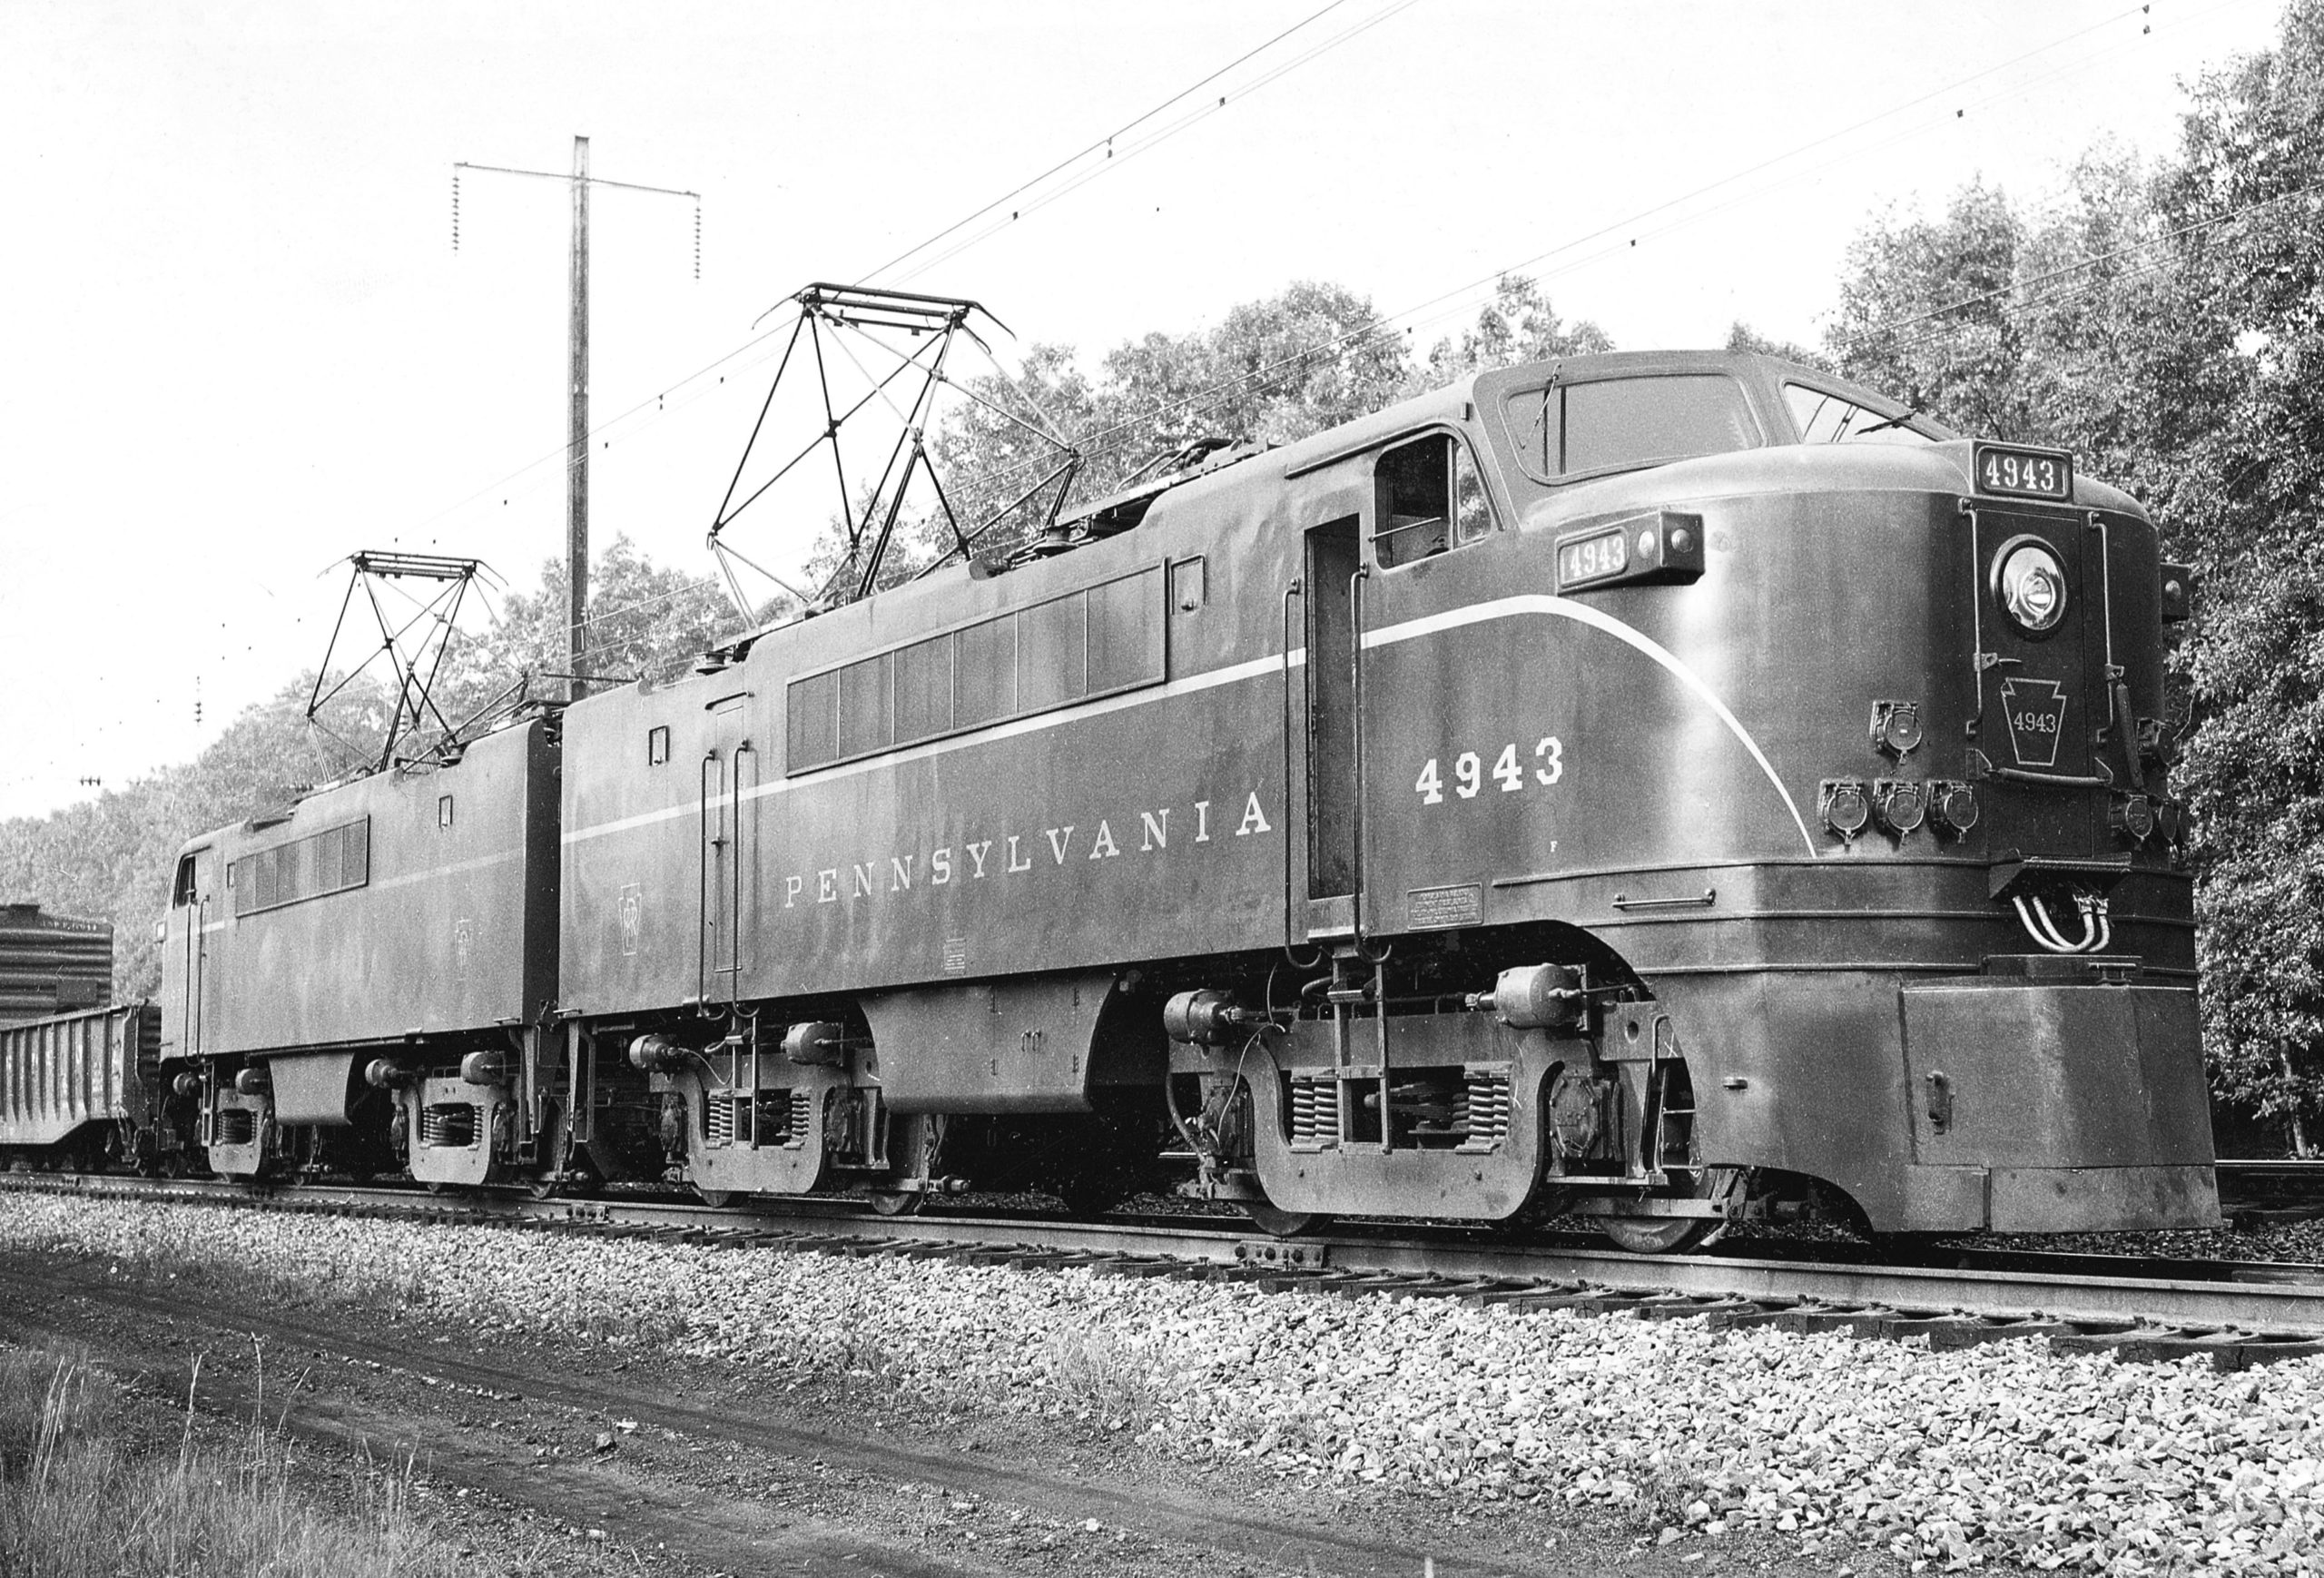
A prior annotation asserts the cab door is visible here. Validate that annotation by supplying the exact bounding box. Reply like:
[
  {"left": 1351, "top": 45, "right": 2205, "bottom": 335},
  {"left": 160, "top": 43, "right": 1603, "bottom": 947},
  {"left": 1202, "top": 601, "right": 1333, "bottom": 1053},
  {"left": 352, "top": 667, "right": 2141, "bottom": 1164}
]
[
  {"left": 1303, "top": 517, "right": 1364, "bottom": 941},
  {"left": 698, "top": 695, "right": 757, "bottom": 1010},
  {"left": 159, "top": 846, "right": 216, "bottom": 1058}
]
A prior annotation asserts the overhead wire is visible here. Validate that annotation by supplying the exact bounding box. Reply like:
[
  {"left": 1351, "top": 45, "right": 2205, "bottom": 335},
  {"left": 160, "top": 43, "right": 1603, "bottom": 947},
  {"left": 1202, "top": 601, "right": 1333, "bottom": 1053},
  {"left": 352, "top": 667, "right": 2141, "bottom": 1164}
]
[
  {"left": 864, "top": 3, "right": 2283, "bottom": 517},
  {"left": 409, "top": 0, "right": 2240, "bottom": 605},
  {"left": 855, "top": 0, "right": 1360, "bottom": 285}
]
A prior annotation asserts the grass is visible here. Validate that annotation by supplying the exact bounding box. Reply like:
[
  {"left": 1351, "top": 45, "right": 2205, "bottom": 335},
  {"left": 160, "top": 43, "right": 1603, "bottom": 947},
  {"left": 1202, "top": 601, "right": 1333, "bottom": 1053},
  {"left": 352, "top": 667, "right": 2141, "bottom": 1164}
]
[
  {"left": 1041, "top": 1327, "right": 1167, "bottom": 1428},
  {"left": 0, "top": 1344, "right": 474, "bottom": 1578}
]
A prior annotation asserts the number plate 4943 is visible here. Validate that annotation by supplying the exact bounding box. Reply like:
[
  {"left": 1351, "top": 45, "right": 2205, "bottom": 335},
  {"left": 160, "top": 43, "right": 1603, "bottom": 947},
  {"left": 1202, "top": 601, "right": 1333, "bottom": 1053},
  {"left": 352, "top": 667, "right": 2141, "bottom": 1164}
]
[{"left": 1974, "top": 442, "right": 2073, "bottom": 502}]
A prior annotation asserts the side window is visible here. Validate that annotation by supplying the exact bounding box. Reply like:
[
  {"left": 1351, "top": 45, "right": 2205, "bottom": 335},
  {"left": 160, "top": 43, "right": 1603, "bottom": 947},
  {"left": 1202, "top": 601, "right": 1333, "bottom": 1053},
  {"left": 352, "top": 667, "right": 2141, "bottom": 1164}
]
[
  {"left": 647, "top": 725, "right": 671, "bottom": 765},
  {"left": 172, "top": 854, "right": 198, "bottom": 907},
  {"left": 1783, "top": 383, "right": 1935, "bottom": 446},
  {"left": 1453, "top": 445, "right": 1493, "bottom": 546},
  {"left": 1376, "top": 435, "right": 1497, "bottom": 568}
]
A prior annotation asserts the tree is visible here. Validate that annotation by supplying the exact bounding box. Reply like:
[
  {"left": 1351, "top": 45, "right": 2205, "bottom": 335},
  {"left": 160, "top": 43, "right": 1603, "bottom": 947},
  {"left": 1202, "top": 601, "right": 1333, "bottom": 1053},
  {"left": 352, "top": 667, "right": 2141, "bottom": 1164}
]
[
  {"left": 2155, "top": 0, "right": 2324, "bottom": 1142},
  {"left": 1818, "top": 0, "right": 2324, "bottom": 1144},
  {"left": 462, "top": 532, "right": 754, "bottom": 691},
  {"left": 0, "top": 539, "right": 740, "bottom": 1000},
  {"left": 1825, "top": 180, "right": 2034, "bottom": 438},
  {"left": 1421, "top": 273, "right": 1612, "bottom": 385}
]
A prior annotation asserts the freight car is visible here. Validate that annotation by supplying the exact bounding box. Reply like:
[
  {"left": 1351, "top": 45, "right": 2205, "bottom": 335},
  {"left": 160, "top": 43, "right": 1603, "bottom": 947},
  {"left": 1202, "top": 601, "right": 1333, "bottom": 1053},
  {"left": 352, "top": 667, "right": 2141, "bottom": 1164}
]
[
  {"left": 0, "top": 1002, "right": 190, "bottom": 1173},
  {"left": 156, "top": 348, "right": 2221, "bottom": 1248},
  {"left": 0, "top": 902, "right": 113, "bottom": 1027}
]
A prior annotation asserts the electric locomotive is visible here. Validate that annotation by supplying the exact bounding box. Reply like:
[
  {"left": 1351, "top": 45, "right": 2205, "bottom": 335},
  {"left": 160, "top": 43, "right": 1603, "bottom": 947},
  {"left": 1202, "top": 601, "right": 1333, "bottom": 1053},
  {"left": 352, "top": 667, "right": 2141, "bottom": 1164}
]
[
  {"left": 155, "top": 349, "right": 2220, "bottom": 1248},
  {"left": 554, "top": 349, "right": 2218, "bottom": 1245}
]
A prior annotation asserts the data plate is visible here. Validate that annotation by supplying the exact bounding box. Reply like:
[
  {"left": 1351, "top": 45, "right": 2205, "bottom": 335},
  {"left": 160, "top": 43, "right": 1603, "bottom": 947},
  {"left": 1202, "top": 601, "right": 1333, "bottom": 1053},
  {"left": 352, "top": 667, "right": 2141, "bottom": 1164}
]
[{"left": 1973, "top": 442, "right": 2073, "bottom": 502}]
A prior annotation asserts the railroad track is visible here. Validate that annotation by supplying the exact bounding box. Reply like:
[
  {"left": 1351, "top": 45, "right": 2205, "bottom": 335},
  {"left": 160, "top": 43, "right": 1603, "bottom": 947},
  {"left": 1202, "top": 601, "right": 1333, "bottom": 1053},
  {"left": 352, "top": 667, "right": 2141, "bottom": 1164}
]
[{"left": 11, "top": 1170, "right": 2324, "bottom": 1366}]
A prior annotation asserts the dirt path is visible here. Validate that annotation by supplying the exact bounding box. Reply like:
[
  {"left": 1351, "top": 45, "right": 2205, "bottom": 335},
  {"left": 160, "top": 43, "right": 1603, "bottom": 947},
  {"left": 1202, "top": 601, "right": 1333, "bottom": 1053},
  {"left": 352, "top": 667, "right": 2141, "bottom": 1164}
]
[{"left": 2, "top": 1254, "right": 1592, "bottom": 1576}]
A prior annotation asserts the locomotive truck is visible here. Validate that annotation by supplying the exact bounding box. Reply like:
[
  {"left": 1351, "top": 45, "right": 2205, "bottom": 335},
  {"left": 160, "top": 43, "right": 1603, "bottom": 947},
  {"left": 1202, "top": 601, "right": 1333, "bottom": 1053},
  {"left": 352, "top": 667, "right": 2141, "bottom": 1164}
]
[{"left": 147, "top": 348, "right": 2220, "bottom": 1248}]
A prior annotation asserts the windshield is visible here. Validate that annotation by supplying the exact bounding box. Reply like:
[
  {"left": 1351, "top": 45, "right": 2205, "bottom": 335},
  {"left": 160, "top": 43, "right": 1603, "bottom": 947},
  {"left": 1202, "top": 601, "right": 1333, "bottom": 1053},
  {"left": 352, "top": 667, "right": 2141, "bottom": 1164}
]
[
  {"left": 1783, "top": 382, "right": 1938, "bottom": 445},
  {"left": 1503, "top": 374, "right": 1760, "bottom": 482}
]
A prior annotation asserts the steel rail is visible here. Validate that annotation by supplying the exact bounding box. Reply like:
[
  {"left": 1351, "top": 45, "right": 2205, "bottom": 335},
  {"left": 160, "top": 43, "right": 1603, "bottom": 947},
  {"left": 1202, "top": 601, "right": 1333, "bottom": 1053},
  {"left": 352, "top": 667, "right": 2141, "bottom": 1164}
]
[{"left": 10, "top": 1171, "right": 2324, "bottom": 1340}]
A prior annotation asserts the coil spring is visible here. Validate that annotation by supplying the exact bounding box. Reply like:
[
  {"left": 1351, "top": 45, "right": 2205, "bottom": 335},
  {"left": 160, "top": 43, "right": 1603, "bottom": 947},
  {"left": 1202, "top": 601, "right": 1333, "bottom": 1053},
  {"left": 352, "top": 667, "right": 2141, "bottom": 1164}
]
[
  {"left": 419, "top": 1103, "right": 477, "bottom": 1149},
  {"left": 1460, "top": 1071, "right": 1512, "bottom": 1151},
  {"left": 704, "top": 1095, "right": 736, "bottom": 1148},
  {"left": 212, "top": 1107, "right": 256, "bottom": 1148},
  {"left": 1287, "top": 1076, "right": 1336, "bottom": 1149}
]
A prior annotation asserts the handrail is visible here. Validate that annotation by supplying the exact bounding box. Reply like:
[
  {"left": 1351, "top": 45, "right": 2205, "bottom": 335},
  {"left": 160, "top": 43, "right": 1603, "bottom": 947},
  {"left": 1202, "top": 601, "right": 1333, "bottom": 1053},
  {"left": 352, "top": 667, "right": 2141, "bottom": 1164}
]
[
  {"left": 1347, "top": 565, "right": 1372, "bottom": 942},
  {"left": 697, "top": 753, "right": 717, "bottom": 1010},
  {"left": 728, "top": 744, "right": 753, "bottom": 1003},
  {"left": 1281, "top": 580, "right": 1303, "bottom": 952}
]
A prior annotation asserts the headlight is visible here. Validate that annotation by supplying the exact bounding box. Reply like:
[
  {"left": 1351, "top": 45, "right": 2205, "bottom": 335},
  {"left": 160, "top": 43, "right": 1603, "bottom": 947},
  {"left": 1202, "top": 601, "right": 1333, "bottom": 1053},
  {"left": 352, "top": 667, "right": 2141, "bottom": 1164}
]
[{"left": 1995, "top": 541, "right": 2068, "bottom": 635}]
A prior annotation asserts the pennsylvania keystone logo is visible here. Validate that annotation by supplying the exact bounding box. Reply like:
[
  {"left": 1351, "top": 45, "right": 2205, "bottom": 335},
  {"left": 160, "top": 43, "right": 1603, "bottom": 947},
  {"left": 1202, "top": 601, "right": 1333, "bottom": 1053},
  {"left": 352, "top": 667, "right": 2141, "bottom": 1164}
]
[{"left": 2000, "top": 676, "right": 2069, "bottom": 768}]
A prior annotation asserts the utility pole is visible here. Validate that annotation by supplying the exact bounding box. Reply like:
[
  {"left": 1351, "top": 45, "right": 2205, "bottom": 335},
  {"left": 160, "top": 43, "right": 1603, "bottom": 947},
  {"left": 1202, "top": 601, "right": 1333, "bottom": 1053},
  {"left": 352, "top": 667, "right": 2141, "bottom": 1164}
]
[
  {"left": 454, "top": 141, "right": 699, "bottom": 701},
  {"left": 566, "top": 135, "right": 591, "bottom": 705}
]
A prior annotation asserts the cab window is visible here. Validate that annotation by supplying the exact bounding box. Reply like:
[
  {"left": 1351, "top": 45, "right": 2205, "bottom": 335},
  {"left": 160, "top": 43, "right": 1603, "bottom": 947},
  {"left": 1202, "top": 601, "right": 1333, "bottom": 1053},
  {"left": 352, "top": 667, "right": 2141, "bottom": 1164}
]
[
  {"left": 1374, "top": 434, "right": 1496, "bottom": 569},
  {"left": 1503, "top": 374, "right": 1759, "bottom": 481},
  {"left": 172, "top": 854, "right": 199, "bottom": 907},
  {"left": 1783, "top": 382, "right": 1936, "bottom": 446}
]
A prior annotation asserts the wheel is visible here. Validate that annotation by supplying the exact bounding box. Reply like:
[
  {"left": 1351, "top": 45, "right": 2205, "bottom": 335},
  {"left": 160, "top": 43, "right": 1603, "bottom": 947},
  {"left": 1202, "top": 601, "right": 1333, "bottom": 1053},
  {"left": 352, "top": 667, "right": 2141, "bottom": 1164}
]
[
  {"left": 1492, "top": 1185, "right": 1576, "bottom": 1237},
  {"left": 1241, "top": 1199, "right": 1331, "bottom": 1238},
  {"left": 1600, "top": 1167, "right": 1745, "bottom": 1254},
  {"left": 868, "top": 1113, "right": 943, "bottom": 1216},
  {"left": 1600, "top": 1209, "right": 1718, "bottom": 1255},
  {"left": 693, "top": 1186, "right": 739, "bottom": 1208}
]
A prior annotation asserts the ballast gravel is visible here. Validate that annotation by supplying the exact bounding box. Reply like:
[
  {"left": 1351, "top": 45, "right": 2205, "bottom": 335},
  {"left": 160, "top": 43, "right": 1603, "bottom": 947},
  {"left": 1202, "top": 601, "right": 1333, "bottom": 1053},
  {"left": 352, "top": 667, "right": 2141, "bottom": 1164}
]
[{"left": 8, "top": 1195, "right": 2322, "bottom": 1576}]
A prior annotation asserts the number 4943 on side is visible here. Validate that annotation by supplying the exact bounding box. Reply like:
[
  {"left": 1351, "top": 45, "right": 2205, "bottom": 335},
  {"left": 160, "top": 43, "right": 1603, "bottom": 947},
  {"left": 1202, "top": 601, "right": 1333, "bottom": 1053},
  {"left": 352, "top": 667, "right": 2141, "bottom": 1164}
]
[{"left": 1415, "top": 738, "right": 1565, "bottom": 804}]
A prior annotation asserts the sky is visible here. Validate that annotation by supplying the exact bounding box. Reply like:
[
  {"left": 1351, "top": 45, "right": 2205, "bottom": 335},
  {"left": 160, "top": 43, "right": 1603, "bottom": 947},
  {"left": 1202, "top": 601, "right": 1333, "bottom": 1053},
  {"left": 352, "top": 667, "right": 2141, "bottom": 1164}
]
[{"left": 0, "top": 0, "right": 2289, "bottom": 821}]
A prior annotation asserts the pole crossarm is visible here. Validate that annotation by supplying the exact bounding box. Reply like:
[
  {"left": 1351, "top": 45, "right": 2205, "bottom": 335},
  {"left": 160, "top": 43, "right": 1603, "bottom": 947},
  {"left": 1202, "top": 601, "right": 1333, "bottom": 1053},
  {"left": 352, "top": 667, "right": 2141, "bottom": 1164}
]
[{"left": 454, "top": 139, "right": 699, "bottom": 703}]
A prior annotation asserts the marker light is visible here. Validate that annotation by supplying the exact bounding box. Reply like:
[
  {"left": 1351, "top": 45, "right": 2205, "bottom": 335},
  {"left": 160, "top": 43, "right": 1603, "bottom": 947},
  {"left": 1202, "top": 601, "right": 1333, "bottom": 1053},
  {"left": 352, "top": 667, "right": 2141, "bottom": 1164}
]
[
  {"left": 1819, "top": 779, "right": 1872, "bottom": 841},
  {"left": 1928, "top": 780, "right": 1981, "bottom": 836},
  {"left": 2112, "top": 794, "right": 2159, "bottom": 843},
  {"left": 1995, "top": 541, "right": 2068, "bottom": 635},
  {"left": 1873, "top": 779, "right": 1927, "bottom": 835}
]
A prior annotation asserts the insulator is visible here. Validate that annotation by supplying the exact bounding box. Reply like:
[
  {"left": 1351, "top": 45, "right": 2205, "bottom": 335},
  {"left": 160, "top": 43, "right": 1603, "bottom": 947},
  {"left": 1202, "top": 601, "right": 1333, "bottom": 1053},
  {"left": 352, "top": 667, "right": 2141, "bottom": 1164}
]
[
  {"left": 1490, "top": 964, "right": 1583, "bottom": 1031},
  {"left": 783, "top": 1021, "right": 849, "bottom": 1066},
  {"left": 460, "top": 1049, "right": 509, "bottom": 1086}
]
